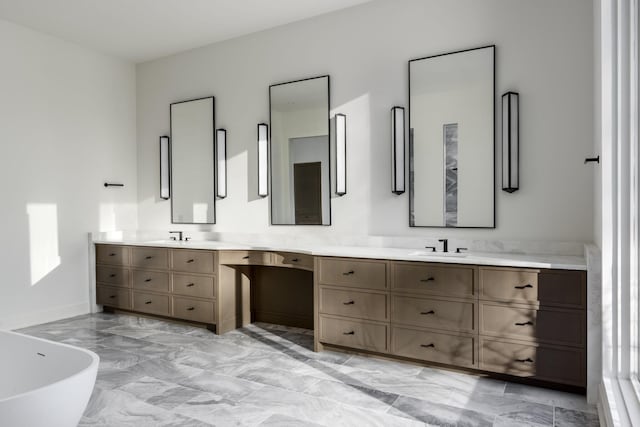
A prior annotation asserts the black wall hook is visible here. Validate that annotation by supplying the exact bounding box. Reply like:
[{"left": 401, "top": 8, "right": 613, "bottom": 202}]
[
  {"left": 584, "top": 156, "right": 600, "bottom": 164},
  {"left": 104, "top": 183, "right": 124, "bottom": 187}
]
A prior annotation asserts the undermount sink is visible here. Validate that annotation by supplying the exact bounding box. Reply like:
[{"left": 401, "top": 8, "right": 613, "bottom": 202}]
[{"left": 408, "top": 251, "right": 468, "bottom": 258}]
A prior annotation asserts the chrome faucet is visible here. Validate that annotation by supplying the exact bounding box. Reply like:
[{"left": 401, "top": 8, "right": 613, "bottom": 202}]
[
  {"left": 169, "top": 231, "right": 184, "bottom": 241},
  {"left": 438, "top": 239, "right": 449, "bottom": 253}
]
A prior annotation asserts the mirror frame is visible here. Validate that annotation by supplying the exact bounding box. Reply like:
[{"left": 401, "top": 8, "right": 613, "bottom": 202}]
[
  {"left": 268, "top": 75, "right": 332, "bottom": 226},
  {"left": 408, "top": 45, "right": 496, "bottom": 229},
  {"left": 169, "top": 95, "right": 216, "bottom": 225}
]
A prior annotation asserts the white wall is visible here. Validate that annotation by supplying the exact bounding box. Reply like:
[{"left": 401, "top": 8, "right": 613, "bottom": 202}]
[
  {"left": 136, "top": 0, "right": 593, "bottom": 244},
  {"left": 0, "top": 19, "right": 137, "bottom": 330}
]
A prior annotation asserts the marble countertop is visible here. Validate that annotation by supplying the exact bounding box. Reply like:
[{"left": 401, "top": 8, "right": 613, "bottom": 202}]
[{"left": 93, "top": 237, "right": 587, "bottom": 271}]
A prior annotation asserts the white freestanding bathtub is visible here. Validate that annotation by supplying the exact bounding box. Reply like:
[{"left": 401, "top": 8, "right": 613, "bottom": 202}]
[{"left": 0, "top": 330, "right": 99, "bottom": 427}]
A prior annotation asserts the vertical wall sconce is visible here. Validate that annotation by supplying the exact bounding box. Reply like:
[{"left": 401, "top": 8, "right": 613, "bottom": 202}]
[
  {"left": 216, "top": 129, "right": 227, "bottom": 199},
  {"left": 159, "top": 135, "right": 170, "bottom": 200},
  {"left": 257, "top": 123, "right": 269, "bottom": 197},
  {"left": 391, "top": 106, "right": 406, "bottom": 194},
  {"left": 502, "top": 92, "right": 519, "bottom": 193},
  {"left": 335, "top": 113, "right": 347, "bottom": 196}
]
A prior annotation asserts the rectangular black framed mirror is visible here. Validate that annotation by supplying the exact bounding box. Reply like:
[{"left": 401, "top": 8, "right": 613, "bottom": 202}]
[
  {"left": 409, "top": 45, "right": 495, "bottom": 228},
  {"left": 269, "top": 75, "right": 331, "bottom": 225},
  {"left": 170, "top": 96, "right": 216, "bottom": 224}
]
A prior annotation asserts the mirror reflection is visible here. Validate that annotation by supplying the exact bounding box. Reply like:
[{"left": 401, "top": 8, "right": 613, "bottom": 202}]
[
  {"left": 170, "top": 96, "right": 215, "bottom": 224},
  {"left": 270, "top": 76, "right": 330, "bottom": 225},
  {"left": 409, "top": 46, "right": 495, "bottom": 228}
]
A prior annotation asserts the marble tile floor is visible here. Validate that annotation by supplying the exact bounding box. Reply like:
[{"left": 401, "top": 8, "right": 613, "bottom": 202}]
[{"left": 18, "top": 313, "right": 600, "bottom": 427}]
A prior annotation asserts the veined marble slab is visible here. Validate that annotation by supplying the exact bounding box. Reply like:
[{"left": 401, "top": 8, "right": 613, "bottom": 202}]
[{"left": 92, "top": 235, "right": 587, "bottom": 271}]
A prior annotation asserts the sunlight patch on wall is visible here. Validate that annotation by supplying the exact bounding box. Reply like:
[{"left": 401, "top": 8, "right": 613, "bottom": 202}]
[
  {"left": 99, "top": 203, "right": 117, "bottom": 231},
  {"left": 27, "top": 203, "right": 61, "bottom": 286}
]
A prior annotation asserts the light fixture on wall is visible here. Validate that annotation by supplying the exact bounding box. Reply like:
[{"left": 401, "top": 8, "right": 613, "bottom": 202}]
[
  {"left": 216, "top": 129, "right": 227, "bottom": 199},
  {"left": 257, "top": 123, "right": 269, "bottom": 197},
  {"left": 159, "top": 135, "right": 170, "bottom": 200},
  {"left": 335, "top": 113, "right": 347, "bottom": 196},
  {"left": 502, "top": 92, "right": 519, "bottom": 193},
  {"left": 391, "top": 106, "right": 405, "bottom": 194}
]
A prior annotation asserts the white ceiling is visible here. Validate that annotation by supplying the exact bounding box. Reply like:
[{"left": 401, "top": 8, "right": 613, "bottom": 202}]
[{"left": 0, "top": 0, "right": 372, "bottom": 63}]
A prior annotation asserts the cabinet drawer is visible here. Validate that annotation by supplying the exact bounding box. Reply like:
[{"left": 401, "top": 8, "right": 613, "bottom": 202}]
[
  {"left": 131, "top": 247, "right": 169, "bottom": 270},
  {"left": 132, "top": 291, "right": 170, "bottom": 316},
  {"left": 96, "top": 266, "right": 129, "bottom": 287},
  {"left": 319, "top": 287, "right": 388, "bottom": 321},
  {"left": 172, "top": 297, "right": 215, "bottom": 324},
  {"left": 392, "top": 262, "right": 474, "bottom": 298},
  {"left": 272, "top": 252, "right": 314, "bottom": 271},
  {"left": 392, "top": 327, "right": 475, "bottom": 367},
  {"left": 132, "top": 270, "right": 170, "bottom": 293},
  {"left": 319, "top": 316, "right": 388, "bottom": 353},
  {"left": 318, "top": 258, "right": 387, "bottom": 290},
  {"left": 173, "top": 273, "right": 215, "bottom": 299},
  {"left": 480, "top": 338, "right": 585, "bottom": 386},
  {"left": 171, "top": 249, "right": 215, "bottom": 274},
  {"left": 219, "top": 250, "right": 272, "bottom": 265},
  {"left": 97, "top": 286, "right": 131, "bottom": 309},
  {"left": 96, "top": 245, "right": 130, "bottom": 266},
  {"left": 392, "top": 295, "right": 475, "bottom": 333},
  {"left": 480, "top": 303, "right": 584, "bottom": 347}
]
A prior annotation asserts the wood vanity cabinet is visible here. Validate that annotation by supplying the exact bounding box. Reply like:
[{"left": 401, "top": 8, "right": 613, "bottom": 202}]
[
  {"left": 96, "top": 245, "right": 217, "bottom": 327},
  {"left": 316, "top": 257, "right": 391, "bottom": 353},
  {"left": 316, "top": 257, "right": 587, "bottom": 388},
  {"left": 96, "top": 244, "right": 587, "bottom": 389}
]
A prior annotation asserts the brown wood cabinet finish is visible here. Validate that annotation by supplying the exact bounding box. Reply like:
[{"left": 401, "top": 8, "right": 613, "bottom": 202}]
[
  {"left": 391, "top": 295, "right": 475, "bottom": 333},
  {"left": 480, "top": 337, "right": 585, "bottom": 386},
  {"left": 132, "top": 291, "right": 170, "bottom": 316},
  {"left": 171, "top": 249, "right": 215, "bottom": 274},
  {"left": 172, "top": 273, "right": 215, "bottom": 299},
  {"left": 479, "top": 302, "right": 584, "bottom": 347},
  {"left": 96, "top": 245, "right": 130, "bottom": 266},
  {"left": 218, "top": 250, "right": 273, "bottom": 266},
  {"left": 173, "top": 296, "right": 215, "bottom": 324},
  {"left": 319, "top": 287, "right": 388, "bottom": 321},
  {"left": 319, "top": 315, "right": 388, "bottom": 353},
  {"left": 131, "top": 247, "right": 169, "bottom": 270},
  {"left": 272, "top": 252, "right": 315, "bottom": 271},
  {"left": 96, "top": 285, "right": 131, "bottom": 309},
  {"left": 132, "top": 270, "right": 170, "bottom": 293},
  {"left": 391, "top": 326, "right": 476, "bottom": 367},
  {"left": 392, "top": 262, "right": 475, "bottom": 298},
  {"left": 317, "top": 258, "right": 387, "bottom": 290},
  {"left": 96, "top": 266, "right": 130, "bottom": 287}
]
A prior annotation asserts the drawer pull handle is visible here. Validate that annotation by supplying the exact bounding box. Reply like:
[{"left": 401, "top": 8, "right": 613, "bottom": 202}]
[
  {"left": 515, "top": 321, "right": 534, "bottom": 326},
  {"left": 109, "top": 274, "right": 117, "bottom": 278},
  {"left": 187, "top": 307, "right": 195, "bottom": 311},
  {"left": 514, "top": 284, "right": 533, "bottom": 289},
  {"left": 291, "top": 258, "right": 299, "bottom": 262},
  {"left": 343, "top": 331, "right": 355, "bottom": 335},
  {"left": 109, "top": 253, "right": 116, "bottom": 257},
  {"left": 343, "top": 300, "right": 355, "bottom": 305},
  {"left": 144, "top": 278, "right": 152, "bottom": 282},
  {"left": 145, "top": 256, "right": 153, "bottom": 260},
  {"left": 145, "top": 300, "right": 152, "bottom": 304},
  {"left": 515, "top": 357, "right": 534, "bottom": 363},
  {"left": 186, "top": 283, "right": 195, "bottom": 287},
  {"left": 109, "top": 295, "right": 116, "bottom": 299},
  {"left": 420, "top": 343, "right": 435, "bottom": 348},
  {"left": 420, "top": 310, "right": 435, "bottom": 315},
  {"left": 242, "top": 256, "right": 250, "bottom": 259},
  {"left": 186, "top": 259, "right": 195, "bottom": 263},
  {"left": 343, "top": 270, "right": 355, "bottom": 276},
  {"left": 420, "top": 277, "right": 435, "bottom": 282}
]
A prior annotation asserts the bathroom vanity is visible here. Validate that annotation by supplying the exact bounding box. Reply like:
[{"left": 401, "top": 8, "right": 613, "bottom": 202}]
[{"left": 94, "top": 241, "right": 586, "bottom": 389}]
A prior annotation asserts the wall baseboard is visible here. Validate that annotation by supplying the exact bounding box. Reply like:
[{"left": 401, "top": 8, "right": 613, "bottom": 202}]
[{"left": 0, "top": 302, "right": 90, "bottom": 331}]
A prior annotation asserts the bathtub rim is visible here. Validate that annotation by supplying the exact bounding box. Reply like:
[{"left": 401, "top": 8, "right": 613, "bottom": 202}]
[{"left": 0, "top": 330, "right": 100, "bottom": 404}]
